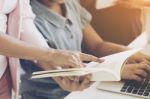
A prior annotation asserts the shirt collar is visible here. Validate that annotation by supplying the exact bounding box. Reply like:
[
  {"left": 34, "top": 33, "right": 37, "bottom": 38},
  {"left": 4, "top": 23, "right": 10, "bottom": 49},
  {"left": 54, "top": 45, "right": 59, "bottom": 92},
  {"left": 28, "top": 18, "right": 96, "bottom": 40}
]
[{"left": 31, "top": 0, "right": 72, "bottom": 28}]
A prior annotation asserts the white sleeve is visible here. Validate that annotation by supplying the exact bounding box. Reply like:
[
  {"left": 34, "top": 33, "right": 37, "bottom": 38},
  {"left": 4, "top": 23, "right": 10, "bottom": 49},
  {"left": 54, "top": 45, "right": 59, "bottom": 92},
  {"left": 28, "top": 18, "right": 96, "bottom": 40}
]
[
  {"left": 0, "top": 14, "right": 7, "bottom": 33},
  {"left": 20, "top": 0, "right": 49, "bottom": 48},
  {"left": 21, "top": 18, "right": 49, "bottom": 48}
]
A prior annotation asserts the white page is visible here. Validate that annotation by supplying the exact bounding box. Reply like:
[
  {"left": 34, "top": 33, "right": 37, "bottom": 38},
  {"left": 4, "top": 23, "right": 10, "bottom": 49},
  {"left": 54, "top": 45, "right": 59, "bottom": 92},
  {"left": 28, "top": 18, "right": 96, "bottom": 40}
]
[{"left": 90, "top": 49, "right": 141, "bottom": 81}]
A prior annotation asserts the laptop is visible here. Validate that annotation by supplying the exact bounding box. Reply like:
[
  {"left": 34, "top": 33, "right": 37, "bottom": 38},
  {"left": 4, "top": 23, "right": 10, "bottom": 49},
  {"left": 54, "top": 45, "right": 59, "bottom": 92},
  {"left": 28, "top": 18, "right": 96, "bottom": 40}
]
[{"left": 97, "top": 7, "right": 150, "bottom": 99}]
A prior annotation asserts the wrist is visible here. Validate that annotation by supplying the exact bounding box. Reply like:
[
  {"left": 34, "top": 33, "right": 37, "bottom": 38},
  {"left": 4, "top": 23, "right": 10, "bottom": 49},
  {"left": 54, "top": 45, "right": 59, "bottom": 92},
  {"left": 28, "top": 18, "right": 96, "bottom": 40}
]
[{"left": 43, "top": 48, "right": 57, "bottom": 62}]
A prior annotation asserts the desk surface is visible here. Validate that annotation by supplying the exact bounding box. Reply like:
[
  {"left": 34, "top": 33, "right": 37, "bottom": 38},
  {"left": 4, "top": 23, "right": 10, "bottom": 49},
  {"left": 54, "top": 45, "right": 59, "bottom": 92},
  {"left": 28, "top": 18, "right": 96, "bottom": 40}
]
[
  {"left": 65, "top": 32, "right": 148, "bottom": 99},
  {"left": 65, "top": 82, "right": 141, "bottom": 99}
]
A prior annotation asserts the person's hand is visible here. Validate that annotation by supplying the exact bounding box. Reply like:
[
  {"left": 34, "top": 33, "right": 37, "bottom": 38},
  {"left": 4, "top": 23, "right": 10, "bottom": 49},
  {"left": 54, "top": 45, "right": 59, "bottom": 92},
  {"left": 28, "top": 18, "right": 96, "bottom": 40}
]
[
  {"left": 37, "top": 50, "right": 103, "bottom": 70},
  {"left": 121, "top": 62, "right": 150, "bottom": 81},
  {"left": 116, "top": 0, "right": 150, "bottom": 8},
  {"left": 127, "top": 52, "right": 150, "bottom": 64},
  {"left": 53, "top": 74, "right": 94, "bottom": 91}
]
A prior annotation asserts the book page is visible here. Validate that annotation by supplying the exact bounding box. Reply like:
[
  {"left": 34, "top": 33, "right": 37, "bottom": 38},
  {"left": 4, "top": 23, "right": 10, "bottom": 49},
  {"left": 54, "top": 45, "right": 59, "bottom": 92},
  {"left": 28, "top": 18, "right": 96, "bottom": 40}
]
[{"left": 90, "top": 49, "right": 141, "bottom": 81}]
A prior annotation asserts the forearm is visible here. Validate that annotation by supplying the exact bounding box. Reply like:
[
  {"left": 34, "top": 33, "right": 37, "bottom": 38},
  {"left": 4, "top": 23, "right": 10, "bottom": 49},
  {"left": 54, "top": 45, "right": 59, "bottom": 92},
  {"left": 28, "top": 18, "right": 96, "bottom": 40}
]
[
  {"left": 83, "top": 24, "right": 129, "bottom": 57},
  {"left": 95, "top": 41, "right": 129, "bottom": 57},
  {"left": 0, "top": 33, "right": 53, "bottom": 62}
]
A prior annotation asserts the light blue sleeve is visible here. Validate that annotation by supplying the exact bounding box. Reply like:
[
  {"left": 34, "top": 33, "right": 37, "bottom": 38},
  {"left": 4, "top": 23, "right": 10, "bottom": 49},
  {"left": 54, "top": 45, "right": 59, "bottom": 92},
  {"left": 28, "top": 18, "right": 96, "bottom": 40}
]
[{"left": 69, "top": 0, "right": 92, "bottom": 29}]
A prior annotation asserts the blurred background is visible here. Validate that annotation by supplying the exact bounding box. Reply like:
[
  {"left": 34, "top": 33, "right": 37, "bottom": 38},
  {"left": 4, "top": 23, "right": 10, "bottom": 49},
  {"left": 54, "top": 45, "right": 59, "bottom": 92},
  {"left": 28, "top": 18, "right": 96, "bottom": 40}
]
[{"left": 80, "top": 0, "right": 143, "bottom": 45}]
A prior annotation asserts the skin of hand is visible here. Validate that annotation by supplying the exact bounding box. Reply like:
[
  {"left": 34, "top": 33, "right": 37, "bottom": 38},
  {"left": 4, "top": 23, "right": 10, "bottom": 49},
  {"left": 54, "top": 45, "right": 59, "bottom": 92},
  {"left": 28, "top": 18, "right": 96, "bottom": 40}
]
[
  {"left": 51, "top": 58, "right": 104, "bottom": 92},
  {"left": 121, "top": 62, "right": 150, "bottom": 81},
  {"left": 37, "top": 50, "right": 103, "bottom": 70},
  {"left": 127, "top": 52, "right": 150, "bottom": 64},
  {"left": 53, "top": 74, "right": 94, "bottom": 92},
  {"left": 37, "top": 55, "right": 104, "bottom": 92}
]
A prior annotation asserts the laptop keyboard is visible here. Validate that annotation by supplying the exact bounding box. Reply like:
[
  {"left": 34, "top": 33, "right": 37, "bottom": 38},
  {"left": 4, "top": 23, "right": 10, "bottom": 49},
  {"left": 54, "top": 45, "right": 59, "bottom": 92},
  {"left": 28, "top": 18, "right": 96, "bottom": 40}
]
[{"left": 120, "top": 79, "right": 150, "bottom": 97}]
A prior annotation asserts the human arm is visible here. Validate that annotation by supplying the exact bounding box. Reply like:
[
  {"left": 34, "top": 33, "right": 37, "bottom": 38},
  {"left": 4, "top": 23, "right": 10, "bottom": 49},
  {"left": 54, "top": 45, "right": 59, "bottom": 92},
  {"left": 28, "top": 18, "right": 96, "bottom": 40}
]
[
  {"left": 0, "top": 33, "right": 50, "bottom": 61},
  {"left": 0, "top": 32, "right": 102, "bottom": 69},
  {"left": 22, "top": 19, "right": 103, "bottom": 69},
  {"left": 82, "top": 24, "right": 129, "bottom": 57},
  {"left": 13, "top": 0, "right": 101, "bottom": 69},
  {"left": 82, "top": 24, "right": 150, "bottom": 81}
]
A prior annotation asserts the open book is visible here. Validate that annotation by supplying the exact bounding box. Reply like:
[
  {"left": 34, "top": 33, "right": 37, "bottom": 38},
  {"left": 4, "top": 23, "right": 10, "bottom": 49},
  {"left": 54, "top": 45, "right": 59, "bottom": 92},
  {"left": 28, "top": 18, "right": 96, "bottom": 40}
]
[{"left": 31, "top": 49, "right": 141, "bottom": 81}]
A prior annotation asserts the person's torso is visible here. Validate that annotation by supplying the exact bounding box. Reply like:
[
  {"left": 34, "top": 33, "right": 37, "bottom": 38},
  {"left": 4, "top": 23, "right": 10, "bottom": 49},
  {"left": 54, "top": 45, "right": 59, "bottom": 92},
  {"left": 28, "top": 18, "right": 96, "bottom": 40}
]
[
  {"left": 31, "top": 0, "right": 84, "bottom": 51},
  {"left": 20, "top": 0, "right": 87, "bottom": 97}
]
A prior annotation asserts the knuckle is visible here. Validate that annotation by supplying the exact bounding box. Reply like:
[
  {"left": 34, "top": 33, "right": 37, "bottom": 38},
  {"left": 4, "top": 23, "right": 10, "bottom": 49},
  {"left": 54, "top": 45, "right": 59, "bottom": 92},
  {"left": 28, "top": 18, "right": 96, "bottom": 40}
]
[
  {"left": 136, "top": 71, "right": 141, "bottom": 75},
  {"left": 142, "top": 64, "right": 147, "bottom": 68},
  {"left": 141, "top": 72, "right": 146, "bottom": 75},
  {"left": 139, "top": 70, "right": 144, "bottom": 74},
  {"left": 131, "top": 75, "right": 139, "bottom": 80}
]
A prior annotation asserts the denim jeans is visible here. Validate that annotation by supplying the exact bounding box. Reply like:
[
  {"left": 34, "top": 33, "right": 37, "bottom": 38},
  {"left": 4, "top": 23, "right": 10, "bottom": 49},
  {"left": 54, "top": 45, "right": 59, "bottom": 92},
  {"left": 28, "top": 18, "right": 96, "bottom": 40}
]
[{"left": 20, "top": 60, "right": 69, "bottom": 99}]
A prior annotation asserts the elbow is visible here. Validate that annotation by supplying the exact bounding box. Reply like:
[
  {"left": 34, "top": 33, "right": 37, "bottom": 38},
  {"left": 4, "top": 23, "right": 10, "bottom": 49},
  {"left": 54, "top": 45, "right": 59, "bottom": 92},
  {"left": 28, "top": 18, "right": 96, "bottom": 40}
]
[{"left": 95, "top": 41, "right": 106, "bottom": 51}]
